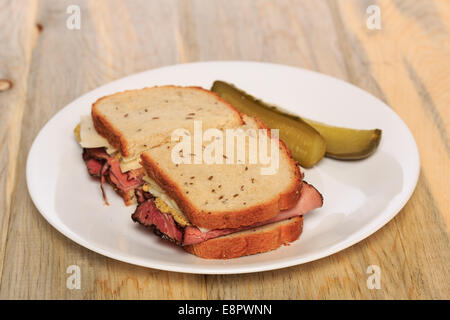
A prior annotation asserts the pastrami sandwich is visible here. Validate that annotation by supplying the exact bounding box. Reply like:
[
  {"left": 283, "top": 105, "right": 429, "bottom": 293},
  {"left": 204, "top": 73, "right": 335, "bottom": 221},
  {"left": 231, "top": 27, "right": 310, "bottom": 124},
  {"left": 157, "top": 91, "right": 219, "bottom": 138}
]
[{"left": 75, "top": 86, "right": 323, "bottom": 259}]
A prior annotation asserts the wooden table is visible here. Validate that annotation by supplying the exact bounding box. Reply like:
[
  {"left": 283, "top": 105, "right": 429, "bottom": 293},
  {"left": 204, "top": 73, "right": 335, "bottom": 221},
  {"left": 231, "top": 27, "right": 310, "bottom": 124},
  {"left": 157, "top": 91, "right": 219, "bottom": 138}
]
[{"left": 0, "top": 0, "right": 448, "bottom": 299}]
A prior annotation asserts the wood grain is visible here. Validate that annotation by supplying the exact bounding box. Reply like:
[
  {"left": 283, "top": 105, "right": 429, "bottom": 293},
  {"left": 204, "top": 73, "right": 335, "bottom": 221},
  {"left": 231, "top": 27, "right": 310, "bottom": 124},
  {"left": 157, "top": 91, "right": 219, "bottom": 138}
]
[
  {"left": 0, "top": 0, "right": 38, "bottom": 284},
  {"left": 0, "top": 0, "right": 448, "bottom": 299}
]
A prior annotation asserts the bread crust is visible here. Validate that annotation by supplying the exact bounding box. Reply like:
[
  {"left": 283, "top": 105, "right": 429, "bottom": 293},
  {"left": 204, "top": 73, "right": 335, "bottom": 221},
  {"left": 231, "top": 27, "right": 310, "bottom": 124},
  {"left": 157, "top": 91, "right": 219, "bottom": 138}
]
[
  {"left": 140, "top": 117, "right": 303, "bottom": 230},
  {"left": 91, "top": 86, "right": 244, "bottom": 158},
  {"left": 184, "top": 216, "right": 303, "bottom": 259},
  {"left": 91, "top": 107, "right": 128, "bottom": 156}
]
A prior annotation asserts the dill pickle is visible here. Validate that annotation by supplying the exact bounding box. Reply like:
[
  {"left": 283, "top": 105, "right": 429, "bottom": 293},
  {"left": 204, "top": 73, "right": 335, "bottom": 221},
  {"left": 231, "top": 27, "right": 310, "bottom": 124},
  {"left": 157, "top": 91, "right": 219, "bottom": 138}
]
[
  {"left": 211, "top": 81, "right": 326, "bottom": 168},
  {"left": 211, "top": 80, "right": 382, "bottom": 163},
  {"left": 302, "top": 119, "right": 382, "bottom": 160}
]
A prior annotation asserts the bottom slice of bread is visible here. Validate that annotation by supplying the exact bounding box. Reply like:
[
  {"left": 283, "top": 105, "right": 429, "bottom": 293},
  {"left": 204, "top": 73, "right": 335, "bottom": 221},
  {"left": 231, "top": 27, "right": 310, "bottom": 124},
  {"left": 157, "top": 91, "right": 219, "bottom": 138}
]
[{"left": 184, "top": 216, "right": 303, "bottom": 259}]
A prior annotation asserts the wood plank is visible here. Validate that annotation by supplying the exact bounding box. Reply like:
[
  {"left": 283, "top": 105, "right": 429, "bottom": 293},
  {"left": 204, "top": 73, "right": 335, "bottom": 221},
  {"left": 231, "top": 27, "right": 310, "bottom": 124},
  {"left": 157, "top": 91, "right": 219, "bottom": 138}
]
[{"left": 0, "top": 0, "right": 38, "bottom": 284}]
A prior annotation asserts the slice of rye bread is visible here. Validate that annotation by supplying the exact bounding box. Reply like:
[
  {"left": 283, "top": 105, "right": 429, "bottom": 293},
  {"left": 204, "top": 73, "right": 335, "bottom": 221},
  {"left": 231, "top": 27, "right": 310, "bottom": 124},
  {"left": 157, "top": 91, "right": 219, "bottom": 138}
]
[
  {"left": 140, "top": 116, "right": 303, "bottom": 230},
  {"left": 92, "top": 86, "right": 243, "bottom": 159},
  {"left": 184, "top": 216, "right": 303, "bottom": 259}
]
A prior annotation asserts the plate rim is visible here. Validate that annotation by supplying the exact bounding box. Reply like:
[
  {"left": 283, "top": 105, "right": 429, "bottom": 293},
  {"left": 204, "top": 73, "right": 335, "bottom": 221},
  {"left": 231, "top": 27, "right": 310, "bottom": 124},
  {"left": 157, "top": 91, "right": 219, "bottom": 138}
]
[{"left": 26, "top": 61, "right": 420, "bottom": 274}]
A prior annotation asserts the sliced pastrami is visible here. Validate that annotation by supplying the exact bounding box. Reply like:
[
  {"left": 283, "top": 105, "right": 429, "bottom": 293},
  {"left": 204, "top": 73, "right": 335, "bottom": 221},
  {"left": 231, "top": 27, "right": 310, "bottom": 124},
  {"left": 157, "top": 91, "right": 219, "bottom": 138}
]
[
  {"left": 274, "top": 181, "right": 323, "bottom": 218},
  {"left": 107, "top": 159, "right": 144, "bottom": 192},
  {"left": 132, "top": 198, "right": 184, "bottom": 244},
  {"left": 182, "top": 181, "right": 323, "bottom": 245},
  {"left": 84, "top": 158, "right": 103, "bottom": 177},
  {"left": 132, "top": 181, "right": 323, "bottom": 246},
  {"left": 82, "top": 147, "right": 145, "bottom": 205}
]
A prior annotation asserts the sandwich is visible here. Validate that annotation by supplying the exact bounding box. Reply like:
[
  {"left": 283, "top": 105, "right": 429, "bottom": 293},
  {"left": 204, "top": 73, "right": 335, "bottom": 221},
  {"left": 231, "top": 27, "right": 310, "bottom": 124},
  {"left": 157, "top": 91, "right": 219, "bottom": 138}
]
[{"left": 75, "top": 86, "right": 323, "bottom": 259}]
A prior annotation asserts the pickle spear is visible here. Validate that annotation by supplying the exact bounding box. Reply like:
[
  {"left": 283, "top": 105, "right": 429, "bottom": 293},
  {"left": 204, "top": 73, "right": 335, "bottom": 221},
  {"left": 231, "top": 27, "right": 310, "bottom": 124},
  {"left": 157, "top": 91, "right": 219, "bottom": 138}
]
[
  {"left": 302, "top": 119, "right": 382, "bottom": 160},
  {"left": 211, "top": 80, "right": 382, "bottom": 163},
  {"left": 211, "top": 81, "right": 326, "bottom": 168}
]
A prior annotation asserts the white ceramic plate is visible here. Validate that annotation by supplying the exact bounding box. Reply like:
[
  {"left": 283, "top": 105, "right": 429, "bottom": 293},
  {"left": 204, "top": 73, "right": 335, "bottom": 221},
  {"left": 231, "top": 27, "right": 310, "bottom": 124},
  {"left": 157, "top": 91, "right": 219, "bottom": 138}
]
[{"left": 27, "top": 61, "right": 419, "bottom": 274}]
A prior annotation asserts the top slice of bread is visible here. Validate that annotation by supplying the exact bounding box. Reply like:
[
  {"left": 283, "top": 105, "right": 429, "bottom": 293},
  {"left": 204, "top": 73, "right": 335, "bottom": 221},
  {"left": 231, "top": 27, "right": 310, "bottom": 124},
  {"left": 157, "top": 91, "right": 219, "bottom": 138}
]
[
  {"left": 140, "top": 116, "right": 303, "bottom": 230},
  {"left": 92, "top": 86, "right": 243, "bottom": 158}
]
